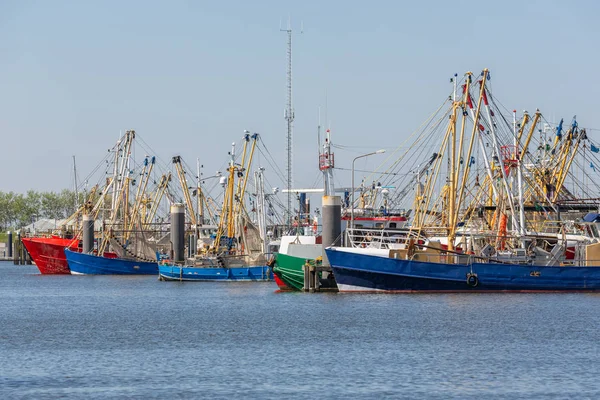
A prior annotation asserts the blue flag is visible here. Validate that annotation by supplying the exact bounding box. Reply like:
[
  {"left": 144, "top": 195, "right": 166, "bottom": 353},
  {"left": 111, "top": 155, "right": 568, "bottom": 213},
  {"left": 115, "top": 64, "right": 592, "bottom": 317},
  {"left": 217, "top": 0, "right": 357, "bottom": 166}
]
[
  {"left": 591, "top": 162, "right": 596, "bottom": 172},
  {"left": 591, "top": 144, "right": 600, "bottom": 153}
]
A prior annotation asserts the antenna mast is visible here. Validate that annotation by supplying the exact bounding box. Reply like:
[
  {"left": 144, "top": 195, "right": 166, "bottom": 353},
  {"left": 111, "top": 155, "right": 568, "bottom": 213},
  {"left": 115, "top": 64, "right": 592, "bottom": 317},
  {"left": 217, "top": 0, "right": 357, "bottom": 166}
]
[
  {"left": 72, "top": 155, "right": 79, "bottom": 211},
  {"left": 281, "top": 18, "right": 295, "bottom": 228}
]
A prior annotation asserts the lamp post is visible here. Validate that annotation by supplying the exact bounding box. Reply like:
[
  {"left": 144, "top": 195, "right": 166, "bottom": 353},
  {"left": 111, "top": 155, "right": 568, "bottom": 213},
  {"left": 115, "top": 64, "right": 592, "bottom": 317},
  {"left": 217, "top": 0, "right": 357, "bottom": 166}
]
[
  {"left": 351, "top": 149, "right": 386, "bottom": 229},
  {"left": 197, "top": 171, "right": 222, "bottom": 226}
]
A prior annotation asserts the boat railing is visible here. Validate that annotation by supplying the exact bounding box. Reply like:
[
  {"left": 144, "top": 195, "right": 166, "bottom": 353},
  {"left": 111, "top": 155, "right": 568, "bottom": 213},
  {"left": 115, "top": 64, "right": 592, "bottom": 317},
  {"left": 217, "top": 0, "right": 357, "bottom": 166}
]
[
  {"left": 342, "top": 208, "right": 409, "bottom": 219},
  {"left": 346, "top": 227, "right": 422, "bottom": 249},
  {"left": 398, "top": 248, "right": 595, "bottom": 267}
]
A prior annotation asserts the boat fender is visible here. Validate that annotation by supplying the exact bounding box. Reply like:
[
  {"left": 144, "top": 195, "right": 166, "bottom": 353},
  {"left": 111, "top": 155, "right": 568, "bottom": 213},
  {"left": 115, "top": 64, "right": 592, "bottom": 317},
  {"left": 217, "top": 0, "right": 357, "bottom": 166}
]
[{"left": 466, "top": 273, "right": 478, "bottom": 287}]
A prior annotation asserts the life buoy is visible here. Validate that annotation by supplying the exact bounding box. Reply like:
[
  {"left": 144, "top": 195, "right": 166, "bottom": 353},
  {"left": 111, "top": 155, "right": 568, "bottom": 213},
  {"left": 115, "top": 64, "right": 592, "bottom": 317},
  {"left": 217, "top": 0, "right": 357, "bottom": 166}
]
[{"left": 466, "top": 273, "right": 478, "bottom": 287}]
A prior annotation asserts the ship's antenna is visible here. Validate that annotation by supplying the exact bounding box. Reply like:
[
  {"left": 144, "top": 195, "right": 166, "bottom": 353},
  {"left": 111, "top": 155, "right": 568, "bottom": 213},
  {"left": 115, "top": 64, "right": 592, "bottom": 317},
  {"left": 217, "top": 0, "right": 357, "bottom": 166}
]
[
  {"left": 317, "top": 106, "right": 322, "bottom": 155},
  {"left": 325, "top": 89, "right": 328, "bottom": 132},
  {"left": 72, "top": 155, "right": 79, "bottom": 211},
  {"left": 280, "top": 16, "right": 301, "bottom": 228}
]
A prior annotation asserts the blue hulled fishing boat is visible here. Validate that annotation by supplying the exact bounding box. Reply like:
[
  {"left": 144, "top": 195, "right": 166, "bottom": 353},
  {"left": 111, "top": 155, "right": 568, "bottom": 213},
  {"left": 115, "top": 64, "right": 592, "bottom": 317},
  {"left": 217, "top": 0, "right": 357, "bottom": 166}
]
[
  {"left": 325, "top": 68, "right": 600, "bottom": 293},
  {"left": 158, "top": 263, "right": 271, "bottom": 281},
  {"left": 160, "top": 135, "right": 273, "bottom": 283},
  {"left": 325, "top": 246, "right": 600, "bottom": 292},
  {"left": 65, "top": 249, "right": 158, "bottom": 275}
]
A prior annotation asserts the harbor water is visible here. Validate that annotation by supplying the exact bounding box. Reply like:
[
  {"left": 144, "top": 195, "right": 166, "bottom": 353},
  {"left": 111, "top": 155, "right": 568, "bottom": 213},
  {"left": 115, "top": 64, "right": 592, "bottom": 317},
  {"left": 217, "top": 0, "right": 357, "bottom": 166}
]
[{"left": 1, "top": 261, "right": 599, "bottom": 399}]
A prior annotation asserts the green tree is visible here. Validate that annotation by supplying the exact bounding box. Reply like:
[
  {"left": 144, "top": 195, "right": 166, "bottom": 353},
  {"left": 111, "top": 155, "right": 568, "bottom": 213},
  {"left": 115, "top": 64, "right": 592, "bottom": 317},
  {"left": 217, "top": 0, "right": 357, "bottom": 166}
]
[
  {"left": 0, "top": 192, "right": 9, "bottom": 230},
  {"left": 41, "top": 192, "right": 63, "bottom": 219},
  {"left": 59, "top": 189, "right": 78, "bottom": 218}
]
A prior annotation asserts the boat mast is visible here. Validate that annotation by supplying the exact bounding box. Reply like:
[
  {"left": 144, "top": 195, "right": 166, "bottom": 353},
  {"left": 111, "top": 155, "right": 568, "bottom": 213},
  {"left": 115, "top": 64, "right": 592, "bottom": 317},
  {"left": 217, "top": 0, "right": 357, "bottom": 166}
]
[
  {"left": 465, "top": 82, "right": 497, "bottom": 201},
  {"left": 446, "top": 74, "right": 466, "bottom": 251},
  {"left": 449, "top": 73, "right": 472, "bottom": 250},
  {"left": 197, "top": 158, "right": 203, "bottom": 226},
  {"left": 482, "top": 81, "right": 520, "bottom": 234},
  {"left": 72, "top": 155, "right": 79, "bottom": 211},
  {"left": 121, "top": 131, "right": 135, "bottom": 238},
  {"left": 451, "top": 71, "right": 488, "bottom": 250},
  {"left": 319, "top": 116, "right": 335, "bottom": 197},
  {"left": 125, "top": 156, "right": 155, "bottom": 241},
  {"left": 111, "top": 135, "right": 121, "bottom": 215},
  {"left": 254, "top": 167, "right": 268, "bottom": 255},
  {"left": 515, "top": 111, "right": 527, "bottom": 239},
  {"left": 553, "top": 118, "right": 581, "bottom": 202},
  {"left": 226, "top": 142, "right": 237, "bottom": 247},
  {"left": 238, "top": 134, "right": 259, "bottom": 213}
]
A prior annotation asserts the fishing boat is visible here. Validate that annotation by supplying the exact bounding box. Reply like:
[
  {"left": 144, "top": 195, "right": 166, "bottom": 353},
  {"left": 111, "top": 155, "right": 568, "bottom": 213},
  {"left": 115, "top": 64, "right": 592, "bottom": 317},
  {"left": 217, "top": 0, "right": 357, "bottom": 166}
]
[
  {"left": 325, "top": 243, "right": 600, "bottom": 292},
  {"left": 159, "top": 134, "right": 273, "bottom": 282},
  {"left": 21, "top": 237, "right": 78, "bottom": 274},
  {"left": 158, "top": 263, "right": 271, "bottom": 281},
  {"left": 273, "top": 235, "right": 323, "bottom": 290},
  {"left": 271, "top": 125, "right": 336, "bottom": 291},
  {"left": 65, "top": 221, "right": 160, "bottom": 275},
  {"left": 20, "top": 131, "right": 169, "bottom": 275},
  {"left": 65, "top": 249, "right": 157, "bottom": 275},
  {"left": 326, "top": 68, "right": 600, "bottom": 292},
  {"left": 271, "top": 123, "right": 402, "bottom": 290}
]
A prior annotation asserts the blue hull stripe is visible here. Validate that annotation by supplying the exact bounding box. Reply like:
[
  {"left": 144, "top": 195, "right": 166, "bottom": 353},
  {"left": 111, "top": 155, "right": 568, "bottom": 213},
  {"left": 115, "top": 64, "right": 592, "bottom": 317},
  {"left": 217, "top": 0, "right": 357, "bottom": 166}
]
[
  {"left": 158, "top": 265, "right": 272, "bottom": 281},
  {"left": 325, "top": 249, "right": 600, "bottom": 291},
  {"left": 65, "top": 249, "right": 158, "bottom": 275}
]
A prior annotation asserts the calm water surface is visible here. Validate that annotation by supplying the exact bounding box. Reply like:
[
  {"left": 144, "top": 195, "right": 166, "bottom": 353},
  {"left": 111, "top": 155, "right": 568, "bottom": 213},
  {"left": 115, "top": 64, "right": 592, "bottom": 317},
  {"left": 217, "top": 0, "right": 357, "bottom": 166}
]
[{"left": 1, "top": 261, "right": 599, "bottom": 399}]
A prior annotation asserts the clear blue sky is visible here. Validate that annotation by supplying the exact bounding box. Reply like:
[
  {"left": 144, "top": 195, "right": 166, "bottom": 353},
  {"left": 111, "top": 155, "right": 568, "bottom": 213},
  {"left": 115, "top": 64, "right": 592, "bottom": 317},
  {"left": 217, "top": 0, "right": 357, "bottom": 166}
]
[{"left": 1, "top": 0, "right": 599, "bottom": 193}]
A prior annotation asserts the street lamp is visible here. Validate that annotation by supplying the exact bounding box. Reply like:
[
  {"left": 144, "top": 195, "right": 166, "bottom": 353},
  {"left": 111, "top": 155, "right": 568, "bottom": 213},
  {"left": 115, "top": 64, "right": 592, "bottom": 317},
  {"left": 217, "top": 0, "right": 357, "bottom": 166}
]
[
  {"left": 351, "top": 149, "right": 386, "bottom": 229},
  {"left": 195, "top": 171, "right": 223, "bottom": 226}
]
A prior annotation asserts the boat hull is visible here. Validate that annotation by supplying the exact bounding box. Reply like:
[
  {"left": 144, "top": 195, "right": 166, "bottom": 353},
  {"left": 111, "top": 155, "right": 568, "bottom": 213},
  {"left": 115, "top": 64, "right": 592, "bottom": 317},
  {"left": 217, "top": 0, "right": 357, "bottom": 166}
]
[
  {"left": 21, "top": 237, "right": 78, "bottom": 274},
  {"left": 65, "top": 249, "right": 158, "bottom": 275},
  {"left": 158, "top": 265, "right": 272, "bottom": 281},
  {"left": 273, "top": 253, "right": 309, "bottom": 291},
  {"left": 274, "top": 274, "right": 293, "bottom": 291},
  {"left": 325, "top": 247, "right": 600, "bottom": 292}
]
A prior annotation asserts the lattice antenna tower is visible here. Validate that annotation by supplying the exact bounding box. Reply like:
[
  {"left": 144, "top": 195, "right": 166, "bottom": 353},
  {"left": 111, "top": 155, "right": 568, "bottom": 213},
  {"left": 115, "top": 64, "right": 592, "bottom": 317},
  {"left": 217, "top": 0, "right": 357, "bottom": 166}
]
[{"left": 280, "top": 17, "right": 301, "bottom": 227}]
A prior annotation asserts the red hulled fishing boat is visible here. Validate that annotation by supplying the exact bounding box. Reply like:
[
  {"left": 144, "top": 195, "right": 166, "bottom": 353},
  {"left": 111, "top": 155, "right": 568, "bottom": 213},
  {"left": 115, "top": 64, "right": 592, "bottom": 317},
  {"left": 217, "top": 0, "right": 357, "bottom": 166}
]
[{"left": 21, "top": 237, "right": 79, "bottom": 274}]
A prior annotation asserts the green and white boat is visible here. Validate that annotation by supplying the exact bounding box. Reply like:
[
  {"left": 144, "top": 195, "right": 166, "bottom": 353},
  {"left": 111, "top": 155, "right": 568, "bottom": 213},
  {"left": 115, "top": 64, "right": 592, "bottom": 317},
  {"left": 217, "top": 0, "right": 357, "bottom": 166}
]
[{"left": 273, "top": 235, "right": 325, "bottom": 291}]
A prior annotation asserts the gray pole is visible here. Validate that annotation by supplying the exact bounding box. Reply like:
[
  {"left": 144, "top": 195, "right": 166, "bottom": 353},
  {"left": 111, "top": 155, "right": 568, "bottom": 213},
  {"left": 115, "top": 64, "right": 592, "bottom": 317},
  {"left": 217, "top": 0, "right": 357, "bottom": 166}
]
[
  {"left": 171, "top": 203, "right": 185, "bottom": 264},
  {"left": 82, "top": 214, "right": 94, "bottom": 254},
  {"left": 322, "top": 195, "right": 341, "bottom": 266},
  {"left": 17, "top": 231, "right": 22, "bottom": 265},
  {"left": 351, "top": 158, "right": 356, "bottom": 229},
  {"left": 7, "top": 231, "right": 12, "bottom": 259}
]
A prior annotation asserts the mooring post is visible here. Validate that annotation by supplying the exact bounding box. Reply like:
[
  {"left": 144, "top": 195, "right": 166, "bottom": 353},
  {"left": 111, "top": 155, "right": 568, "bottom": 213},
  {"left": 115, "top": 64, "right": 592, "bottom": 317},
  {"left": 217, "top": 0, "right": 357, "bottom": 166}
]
[
  {"left": 303, "top": 260, "right": 310, "bottom": 292},
  {"left": 309, "top": 264, "right": 317, "bottom": 293},
  {"left": 7, "top": 231, "right": 12, "bottom": 259},
  {"left": 17, "top": 231, "right": 22, "bottom": 265},
  {"left": 171, "top": 203, "right": 185, "bottom": 264},
  {"left": 321, "top": 195, "right": 341, "bottom": 266},
  {"left": 82, "top": 214, "right": 94, "bottom": 254}
]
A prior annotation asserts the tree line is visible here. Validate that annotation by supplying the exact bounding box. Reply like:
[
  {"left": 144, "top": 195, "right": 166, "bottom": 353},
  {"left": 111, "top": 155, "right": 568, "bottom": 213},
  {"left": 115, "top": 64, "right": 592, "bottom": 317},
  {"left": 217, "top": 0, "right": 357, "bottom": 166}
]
[{"left": 0, "top": 190, "right": 85, "bottom": 230}]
